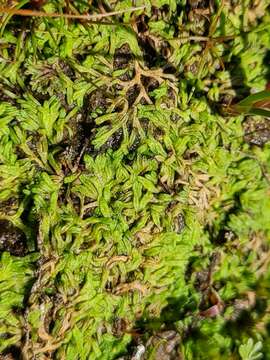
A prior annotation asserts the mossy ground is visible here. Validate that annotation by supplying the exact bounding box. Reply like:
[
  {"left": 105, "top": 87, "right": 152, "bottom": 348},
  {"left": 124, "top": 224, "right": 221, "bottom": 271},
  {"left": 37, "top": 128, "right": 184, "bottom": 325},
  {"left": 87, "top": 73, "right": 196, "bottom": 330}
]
[{"left": 0, "top": 0, "right": 270, "bottom": 359}]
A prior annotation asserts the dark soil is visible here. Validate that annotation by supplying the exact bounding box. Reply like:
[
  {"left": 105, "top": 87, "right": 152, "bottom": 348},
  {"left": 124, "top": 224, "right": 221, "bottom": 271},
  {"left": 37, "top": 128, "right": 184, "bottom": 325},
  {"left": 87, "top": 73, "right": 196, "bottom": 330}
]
[
  {"left": 244, "top": 117, "right": 270, "bottom": 146},
  {"left": 0, "top": 198, "right": 18, "bottom": 216},
  {"left": 85, "top": 88, "right": 108, "bottom": 113},
  {"left": 0, "top": 346, "right": 22, "bottom": 360},
  {"left": 113, "top": 44, "right": 133, "bottom": 70},
  {"left": 0, "top": 220, "right": 27, "bottom": 257}
]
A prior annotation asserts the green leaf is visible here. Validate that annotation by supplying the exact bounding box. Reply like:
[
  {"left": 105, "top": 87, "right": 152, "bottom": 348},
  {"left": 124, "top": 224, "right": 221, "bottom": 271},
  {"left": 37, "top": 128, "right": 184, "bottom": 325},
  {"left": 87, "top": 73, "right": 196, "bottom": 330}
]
[
  {"left": 239, "top": 339, "right": 263, "bottom": 360},
  {"left": 236, "top": 90, "right": 270, "bottom": 107}
]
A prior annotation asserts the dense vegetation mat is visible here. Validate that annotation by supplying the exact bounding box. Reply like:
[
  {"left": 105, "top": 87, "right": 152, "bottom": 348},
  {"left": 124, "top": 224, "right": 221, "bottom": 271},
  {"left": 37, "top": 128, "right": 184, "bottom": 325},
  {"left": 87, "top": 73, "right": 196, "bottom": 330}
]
[{"left": 0, "top": 0, "right": 270, "bottom": 359}]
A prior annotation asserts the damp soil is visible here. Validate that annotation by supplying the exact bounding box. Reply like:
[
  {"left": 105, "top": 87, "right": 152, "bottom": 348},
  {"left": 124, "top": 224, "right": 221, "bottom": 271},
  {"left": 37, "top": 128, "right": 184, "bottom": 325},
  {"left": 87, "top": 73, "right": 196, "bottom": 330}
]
[
  {"left": 0, "top": 220, "right": 28, "bottom": 257},
  {"left": 243, "top": 116, "right": 270, "bottom": 147},
  {"left": 55, "top": 86, "right": 110, "bottom": 167},
  {"left": 0, "top": 346, "right": 21, "bottom": 360},
  {"left": 113, "top": 44, "right": 133, "bottom": 70}
]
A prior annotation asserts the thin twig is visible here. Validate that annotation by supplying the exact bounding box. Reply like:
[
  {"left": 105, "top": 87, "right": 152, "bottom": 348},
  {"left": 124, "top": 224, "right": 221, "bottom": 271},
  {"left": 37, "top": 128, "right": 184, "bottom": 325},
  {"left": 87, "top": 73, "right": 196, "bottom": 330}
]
[{"left": 0, "top": 6, "right": 145, "bottom": 20}]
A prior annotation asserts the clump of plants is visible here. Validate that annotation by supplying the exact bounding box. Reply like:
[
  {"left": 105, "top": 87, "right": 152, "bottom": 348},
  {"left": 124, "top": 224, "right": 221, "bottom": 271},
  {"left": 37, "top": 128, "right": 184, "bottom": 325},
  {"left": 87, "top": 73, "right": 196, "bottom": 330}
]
[{"left": 0, "top": 0, "right": 270, "bottom": 359}]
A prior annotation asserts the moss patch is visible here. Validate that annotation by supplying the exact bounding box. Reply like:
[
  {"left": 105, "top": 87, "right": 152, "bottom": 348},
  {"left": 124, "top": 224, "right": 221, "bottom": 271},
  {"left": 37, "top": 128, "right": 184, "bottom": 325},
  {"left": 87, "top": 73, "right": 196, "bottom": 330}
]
[{"left": 0, "top": 0, "right": 270, "bottom": 359}]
